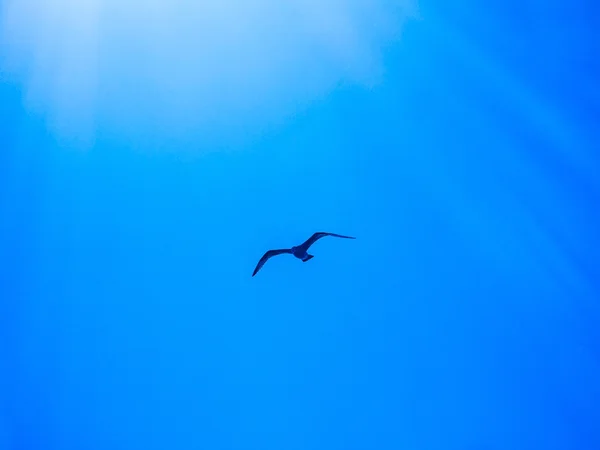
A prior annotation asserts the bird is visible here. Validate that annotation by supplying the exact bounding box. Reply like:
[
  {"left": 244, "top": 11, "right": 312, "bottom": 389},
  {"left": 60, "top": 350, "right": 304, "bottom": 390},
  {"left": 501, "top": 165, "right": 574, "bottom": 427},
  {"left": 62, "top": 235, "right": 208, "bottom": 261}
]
[{"left": 252, "top": 232, "right": 356, "bottom": 277}]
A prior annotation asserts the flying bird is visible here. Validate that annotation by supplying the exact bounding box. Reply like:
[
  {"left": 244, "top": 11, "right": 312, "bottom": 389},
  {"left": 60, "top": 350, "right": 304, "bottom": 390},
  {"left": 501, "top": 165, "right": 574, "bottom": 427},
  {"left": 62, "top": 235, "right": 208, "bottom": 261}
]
[{"left": 252, "top": 232, "right": 356, "bottom": 277}]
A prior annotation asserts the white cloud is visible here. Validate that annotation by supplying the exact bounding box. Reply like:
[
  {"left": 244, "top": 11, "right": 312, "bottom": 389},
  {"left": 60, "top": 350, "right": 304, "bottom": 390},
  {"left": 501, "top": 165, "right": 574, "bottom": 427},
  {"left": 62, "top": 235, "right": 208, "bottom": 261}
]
[{"left": 1, "top": 0, "right": 416, "bottom": 146}]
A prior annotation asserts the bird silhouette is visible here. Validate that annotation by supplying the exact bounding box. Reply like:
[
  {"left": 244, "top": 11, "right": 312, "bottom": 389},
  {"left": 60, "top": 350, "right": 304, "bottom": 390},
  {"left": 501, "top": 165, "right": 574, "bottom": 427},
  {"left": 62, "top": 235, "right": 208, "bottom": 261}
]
[{"left": 252, "top": 232, "right": 356, "bottom": 277}]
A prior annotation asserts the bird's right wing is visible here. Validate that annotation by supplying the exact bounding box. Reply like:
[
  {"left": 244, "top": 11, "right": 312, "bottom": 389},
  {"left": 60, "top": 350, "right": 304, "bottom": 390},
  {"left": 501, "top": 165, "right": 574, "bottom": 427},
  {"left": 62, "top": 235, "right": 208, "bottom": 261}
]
[
  {"left": 252, "top": 249, "right": 291, "bottom": 276},
  {"left": 300, "top": 232, "right": 356, "bottom": 251}
]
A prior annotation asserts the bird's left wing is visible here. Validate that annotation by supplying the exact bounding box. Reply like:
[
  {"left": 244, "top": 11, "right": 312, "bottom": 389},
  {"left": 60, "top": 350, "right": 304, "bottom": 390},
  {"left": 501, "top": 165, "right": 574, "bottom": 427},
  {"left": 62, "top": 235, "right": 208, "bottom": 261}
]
[{"left": 252, "top": 249, "right": 291, "bottom": 276}]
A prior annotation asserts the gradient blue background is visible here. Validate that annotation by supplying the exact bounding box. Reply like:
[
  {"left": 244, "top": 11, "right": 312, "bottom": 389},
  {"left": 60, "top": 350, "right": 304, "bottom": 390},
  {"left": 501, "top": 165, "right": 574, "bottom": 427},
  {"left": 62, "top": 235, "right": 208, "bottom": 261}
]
[{"left": 1, "top": 1, "right": 599, "bottom": 449}]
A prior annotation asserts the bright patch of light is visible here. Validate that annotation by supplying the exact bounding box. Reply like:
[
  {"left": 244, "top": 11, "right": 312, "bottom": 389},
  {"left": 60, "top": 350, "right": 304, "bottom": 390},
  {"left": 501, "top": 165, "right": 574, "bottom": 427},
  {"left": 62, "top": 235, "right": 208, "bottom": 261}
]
[{"left": 1, "top": 0, "right": 416, "bottom": 145}]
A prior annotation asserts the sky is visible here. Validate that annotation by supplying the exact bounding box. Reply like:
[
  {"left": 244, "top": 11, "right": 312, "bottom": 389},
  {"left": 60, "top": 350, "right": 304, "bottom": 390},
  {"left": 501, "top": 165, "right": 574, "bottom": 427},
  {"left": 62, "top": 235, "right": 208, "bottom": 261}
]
[{"left": 1, "top": 1, "right": 599, "bottom": 449}]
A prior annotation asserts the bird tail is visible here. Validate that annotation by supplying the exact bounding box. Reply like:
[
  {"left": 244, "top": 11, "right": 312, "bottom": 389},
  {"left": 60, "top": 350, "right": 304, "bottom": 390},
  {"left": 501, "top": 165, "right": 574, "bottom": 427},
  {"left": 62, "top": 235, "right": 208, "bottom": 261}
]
[{"left": 302, "top": 254, "right": 314, "bottom": 262}]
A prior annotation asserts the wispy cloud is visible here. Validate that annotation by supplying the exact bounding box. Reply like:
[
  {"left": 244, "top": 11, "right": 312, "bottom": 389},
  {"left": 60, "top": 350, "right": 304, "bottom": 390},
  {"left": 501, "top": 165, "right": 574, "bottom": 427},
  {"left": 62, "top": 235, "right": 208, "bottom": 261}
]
[{"left": 1, "top": 0, "right": 416, "bottom": 145}]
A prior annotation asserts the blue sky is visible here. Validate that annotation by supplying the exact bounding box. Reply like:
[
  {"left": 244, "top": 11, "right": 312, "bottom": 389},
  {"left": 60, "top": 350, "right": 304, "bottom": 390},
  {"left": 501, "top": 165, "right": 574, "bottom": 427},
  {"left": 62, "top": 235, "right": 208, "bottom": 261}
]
[{"left": 1, "top": 1, "right": 599, "bottom": 449}]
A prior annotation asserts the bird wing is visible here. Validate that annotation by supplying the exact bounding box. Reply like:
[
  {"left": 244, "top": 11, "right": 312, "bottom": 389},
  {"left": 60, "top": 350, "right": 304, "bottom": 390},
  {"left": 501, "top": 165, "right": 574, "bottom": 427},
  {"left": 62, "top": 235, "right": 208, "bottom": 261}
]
[
  {"left": 252, "top": 249, "right": 292, "bottom": 276},
  {"left": 299, "top": 232, "right": 356, "bottom": 251}
]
